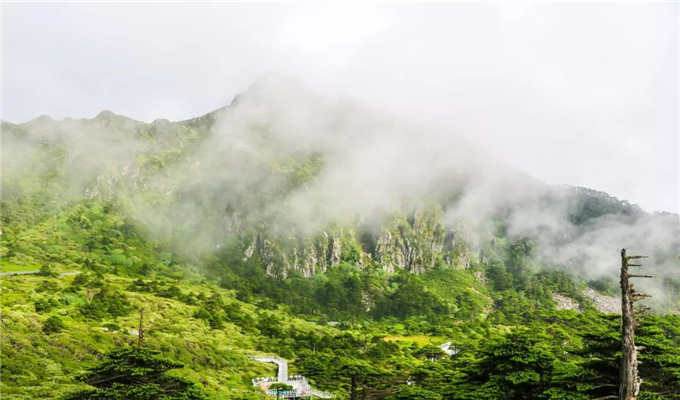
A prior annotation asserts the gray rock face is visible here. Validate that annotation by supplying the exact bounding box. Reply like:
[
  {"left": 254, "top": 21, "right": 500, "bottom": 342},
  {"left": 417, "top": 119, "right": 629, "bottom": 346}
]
[
  {"left": 257, "top": 234, "right": 278, "bottom": 277},
  {"left": 550, "top": 290, "right": 621, "bottom": 314},
  {"left": 240, "top": 207, "right": 454, "bottom": 277},
  {"left": 583, "top": 288, "right": 620, "bottom": 314},
  {"left": 375, "top": 230, "right": 406, "bottom": 273},
  {"left": 552, "top": 293, "right": 581, "bottom": 311},
  {"left": 243, "top": 228, "right": 346, "bottom": 278},
  {"left": 325, "top": 234, "right": 342, "bottom": 270},
  {"left": 375, "top": 208, "right": 445, "bottom": 274}
]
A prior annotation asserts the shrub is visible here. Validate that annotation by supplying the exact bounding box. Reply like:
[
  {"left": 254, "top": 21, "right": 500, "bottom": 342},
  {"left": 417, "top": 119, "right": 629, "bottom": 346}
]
[{"left": 43, "top": 316, "right": 65, "bottom": 334}]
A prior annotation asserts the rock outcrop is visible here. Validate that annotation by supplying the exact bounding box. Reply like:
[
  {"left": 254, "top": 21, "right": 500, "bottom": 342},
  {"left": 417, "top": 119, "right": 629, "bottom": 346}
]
[
  {"left": 239, "top": 206, "right": 458, "bottom": 277},
  {"left": 552, "top": 293, "right": 581, "bottom": 311},
  {"left": 375, "top": 208, "right": 446, "bottom": 274},
  {"left": 583, "top": 288, "right": 620, "bottom": 314}
]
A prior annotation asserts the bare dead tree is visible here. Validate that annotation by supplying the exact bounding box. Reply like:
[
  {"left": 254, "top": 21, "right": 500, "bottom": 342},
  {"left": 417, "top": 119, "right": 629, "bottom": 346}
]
[
  {"left": 138, "top": 307, "right": 145, "bottom": 347},
  {"left": 619, "top": 249, "right": 651, "bottom": 400}
]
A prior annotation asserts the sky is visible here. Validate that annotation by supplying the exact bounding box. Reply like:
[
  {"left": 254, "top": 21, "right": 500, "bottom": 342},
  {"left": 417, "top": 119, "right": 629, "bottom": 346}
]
[{"left": 2, "top": 2, "right": 678, "bottom": 213}]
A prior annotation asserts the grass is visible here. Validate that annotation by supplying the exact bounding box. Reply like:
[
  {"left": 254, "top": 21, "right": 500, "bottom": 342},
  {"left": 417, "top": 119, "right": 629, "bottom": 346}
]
[
  {"left": 0, "top": 264, "right": 41, "bottom": 273},
  {"left": 0, "top": 273, "right": 331, "bottom": 399},
  {"left": 383, "top": 335, "right": 439, "bottom": 346}
]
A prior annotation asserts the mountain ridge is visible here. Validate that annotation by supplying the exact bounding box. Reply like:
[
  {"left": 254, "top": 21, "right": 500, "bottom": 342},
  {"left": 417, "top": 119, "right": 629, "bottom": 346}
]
[
  {"left": 2, "top": 80, "right": 678, "bottom": 285},
  {"left": 2, "top": 79, "right": 680, "bottom": 400}
]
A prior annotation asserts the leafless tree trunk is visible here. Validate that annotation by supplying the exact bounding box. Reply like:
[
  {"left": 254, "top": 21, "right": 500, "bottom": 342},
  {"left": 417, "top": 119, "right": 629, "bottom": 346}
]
[
  {"left": 619, "top": 249, "right": 651, "bottom": 400},
  {"left": 138, "top": 307, "right": 145, "bottom": 347}
]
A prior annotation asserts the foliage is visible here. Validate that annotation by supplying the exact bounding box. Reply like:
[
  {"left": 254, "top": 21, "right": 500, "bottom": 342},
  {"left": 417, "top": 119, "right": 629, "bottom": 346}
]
[
  {"left": 387, "top": 386, "right": 442, "bottom": 400},
  {"left": 373, "top": 273, "right": 449, "bottom": 319},
  {"left": 60, "top": 347, "right": 208, "bottom": 400},
  {"left": 39, "top": 264, "right": 59, "bottom": 277},
  {"left": 268, "top": 383, "right": 293, "bottom": 400},
  {"left": 2, "top": 108, "right": 680, "bottom": 400},
  {"left": 43, "top": 315, "right": 66, "bottom": 334}
]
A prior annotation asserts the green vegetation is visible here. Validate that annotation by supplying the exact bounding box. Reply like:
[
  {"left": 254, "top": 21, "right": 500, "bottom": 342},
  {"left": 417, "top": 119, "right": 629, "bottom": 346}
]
[
  {"left": 269, "top": 383, "right": 293, "bottom": 400},
  {"left": 0, "top": 264, "right": 41, "bottom": 273},
  {"left": 60, "top": 347, "right": 208, "bottom": 400},
  {"left": 2, "top": 98, "right": 679, "bottom": 399},
  {"left": 42, "top": 315, "right": 66, "bottom": 334},
  {"left": 5, "top": 256, "right": 678, "bottom": 399}
]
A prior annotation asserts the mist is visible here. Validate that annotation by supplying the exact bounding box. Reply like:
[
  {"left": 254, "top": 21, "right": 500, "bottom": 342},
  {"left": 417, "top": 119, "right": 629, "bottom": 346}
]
[
  {"left": 2, "top": 3, "right": 678, "bottom": 306},
  {"left": 4, "top": 2, "right": 678, "bottom": 214},
  {"left": 4, "top": 73, "right": 677, "bottom": 304}
]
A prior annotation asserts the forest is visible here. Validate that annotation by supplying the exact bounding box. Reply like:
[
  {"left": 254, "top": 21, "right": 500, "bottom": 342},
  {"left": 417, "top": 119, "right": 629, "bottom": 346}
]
[{"left": 1, "top": 79, "right": 679, "bottom": 399}]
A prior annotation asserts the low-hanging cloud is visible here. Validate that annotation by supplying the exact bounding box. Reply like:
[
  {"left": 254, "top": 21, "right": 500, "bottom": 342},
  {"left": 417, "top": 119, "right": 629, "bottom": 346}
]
[
  {"left": 2, "top": 73, "right": 678, "bottom": 308},
  {"left": 4, "top": 2, "right": 677, "bottom": 213}
]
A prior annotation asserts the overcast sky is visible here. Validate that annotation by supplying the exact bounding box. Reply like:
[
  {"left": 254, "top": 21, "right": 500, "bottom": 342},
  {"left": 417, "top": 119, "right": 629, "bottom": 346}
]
[{"left": 3, "top": 2, "right": 678, "bottom": 213}]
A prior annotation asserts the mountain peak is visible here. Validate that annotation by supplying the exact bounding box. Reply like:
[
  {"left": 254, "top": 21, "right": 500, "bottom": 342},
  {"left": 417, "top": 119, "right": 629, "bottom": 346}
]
[
  {"left": 238, "top": 73, "right": 318, "bottom": 103},
  {"left": 94, "top": 110, "right": 120, "bottom": 120},
  {"left": 29, "top": 114, "right": 54, "bottom": 124}
]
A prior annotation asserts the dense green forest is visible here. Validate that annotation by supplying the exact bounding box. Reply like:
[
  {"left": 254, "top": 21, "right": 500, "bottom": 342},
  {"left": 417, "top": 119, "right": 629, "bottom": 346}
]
[{"left": 2, "top": 80, "right": 679, "bottom": 399}]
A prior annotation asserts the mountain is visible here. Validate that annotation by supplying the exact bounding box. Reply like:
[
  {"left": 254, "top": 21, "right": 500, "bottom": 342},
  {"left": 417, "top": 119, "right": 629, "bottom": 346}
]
[
  {"left": 3, "top": 76, "right": 677, "bottom": 287},
  {"left": 1, "top": 77, "right": 679, "bottom": 399}
]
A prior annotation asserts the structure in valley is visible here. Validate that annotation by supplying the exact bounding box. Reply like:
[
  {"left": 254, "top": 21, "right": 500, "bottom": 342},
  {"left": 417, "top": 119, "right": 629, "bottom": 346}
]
[{"left": 250, "top": 355, "right": 334, "bottom": 399}]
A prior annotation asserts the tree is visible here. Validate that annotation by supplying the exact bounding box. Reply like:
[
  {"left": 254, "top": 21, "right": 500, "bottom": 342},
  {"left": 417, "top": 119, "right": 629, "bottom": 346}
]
[
  {"left": 208, "top": 313, "right": 225, "bottom": 330},
  {"left": 636, "top": 316, "right": 680, "bottom": 398},
  {"left": 39, "top": 264, "right": 58, "bottom": 277},
  {"left": 297, "top": 350, "right": 335, "bottom": 382},
  {"left": 35, "top": 298, "right": 54, "bottom": 313},
  {"left": 71, "top": 272, "right": 91, "bottom": 287},
  {"left": 43, "top": 315, "right": 65, "bottom": 334},
  {"left": 338, "top": 359, "right": 390, "bottom": 400},
  {"left": 411, "top": 361, "right": 461, "bottom": 390},
  {"left": 269, "top": 383, "right": 293, "bottom": 400},
  {"left": 60, "top": 347, "right": 208, "bottom": 400},
  {"left": 415, "top": 345, "right": 447, "bottom": 361},
  {"left": 373, "top": 274, "right": 448, "bottom": 319},
  {"left": 576, "top": 314, "right": 680, "bottom": 400},
  {"left": 78, "top": 286, "right": 133, "bottom": 321},
  {"left": 450, "top": 328, "right": 562, "bottom": 400},
  {"left": 576, "top": 326, "right": 620, "bottom": 399},
  {"left": 388, "top": 386, "right": 442, "bottom": 400}
]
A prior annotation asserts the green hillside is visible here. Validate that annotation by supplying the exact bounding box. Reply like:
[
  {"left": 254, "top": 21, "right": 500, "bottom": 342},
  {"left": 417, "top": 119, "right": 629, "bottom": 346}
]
[{"left": 2, "top": 78, "right": 679, "bottom": 399}]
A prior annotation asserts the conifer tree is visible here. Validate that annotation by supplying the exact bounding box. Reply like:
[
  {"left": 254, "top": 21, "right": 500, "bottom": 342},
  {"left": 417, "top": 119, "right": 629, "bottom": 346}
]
[{"left": 61, "top": 347, "right": 208, "bottom": 400}]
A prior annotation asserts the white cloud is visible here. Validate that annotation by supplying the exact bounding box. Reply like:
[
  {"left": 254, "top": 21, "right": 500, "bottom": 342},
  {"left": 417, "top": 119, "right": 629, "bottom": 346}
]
[{"left": 3, "top": 2, "right": 678, "bottom": 213}]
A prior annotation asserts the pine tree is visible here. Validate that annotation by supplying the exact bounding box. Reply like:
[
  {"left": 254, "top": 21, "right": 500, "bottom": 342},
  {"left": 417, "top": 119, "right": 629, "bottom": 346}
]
[{"left": 60, "top": 347, "right": 208, "bottom": 400}]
